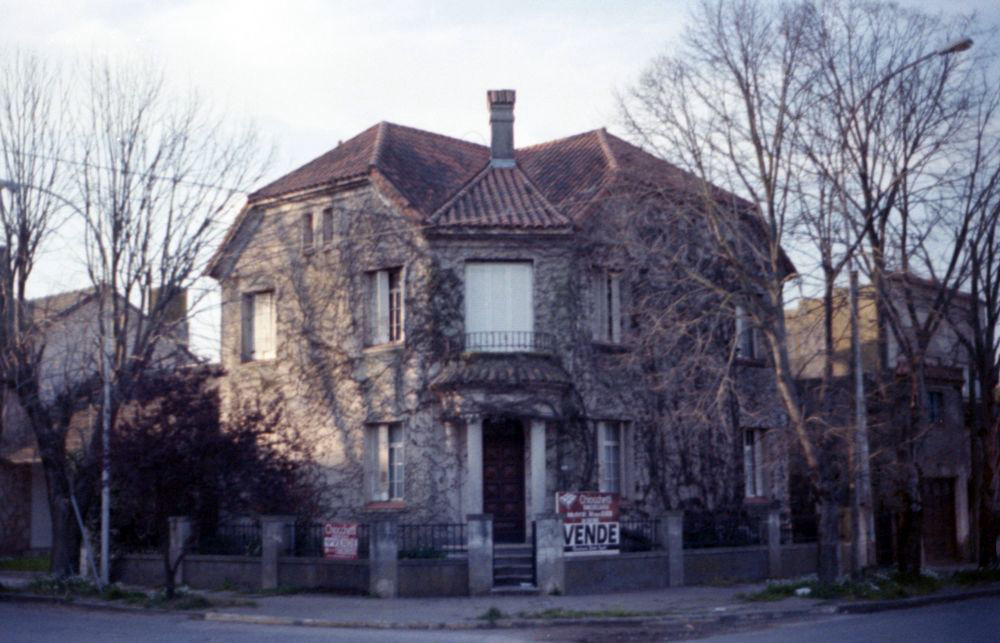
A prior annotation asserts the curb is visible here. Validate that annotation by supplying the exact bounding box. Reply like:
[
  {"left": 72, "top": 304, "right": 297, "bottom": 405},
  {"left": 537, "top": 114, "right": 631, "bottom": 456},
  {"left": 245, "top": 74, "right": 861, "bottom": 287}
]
[{"left": 0, "top": 592, "right": 193, "bottom": 617}]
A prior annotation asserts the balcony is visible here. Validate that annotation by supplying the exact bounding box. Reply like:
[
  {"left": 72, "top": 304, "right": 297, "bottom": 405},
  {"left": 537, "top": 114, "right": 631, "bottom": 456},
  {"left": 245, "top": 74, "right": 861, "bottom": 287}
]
[{"left": 461, "top": 330, "right": 555, "bottom": 354}]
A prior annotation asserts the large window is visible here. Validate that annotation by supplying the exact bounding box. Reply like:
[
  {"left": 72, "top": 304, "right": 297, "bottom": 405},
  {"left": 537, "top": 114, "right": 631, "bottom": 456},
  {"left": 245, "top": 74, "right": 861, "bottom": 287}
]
[
  {"left": 598, "top": 421, "right": 626, "bottom": 495},
  {"left": 369, "top": 267, "right": 404, "bottom": 345},
  {"left": 241, "top": 290, "right": 276, "bottom": 361},
  {"left": 366, "top": 423, "right": 404, "bottom": 502},
  {"left": 744, "top": 428, "right": 766, "bottom": 498},
  {"left": 735, "top": 305, "right": 760, "bottom": 360},
  {"left": 464, "top": 262, "right": 533, "bottom": 351},
  {"left": 592, "top": 269, "right": 622, "bottom": 343}
]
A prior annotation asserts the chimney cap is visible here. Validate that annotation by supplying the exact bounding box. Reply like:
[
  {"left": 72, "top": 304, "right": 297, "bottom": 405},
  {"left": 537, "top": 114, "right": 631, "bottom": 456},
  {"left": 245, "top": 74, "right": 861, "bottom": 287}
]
[{"left": 487, "top": 89, "right": 516, "bottom": 107}]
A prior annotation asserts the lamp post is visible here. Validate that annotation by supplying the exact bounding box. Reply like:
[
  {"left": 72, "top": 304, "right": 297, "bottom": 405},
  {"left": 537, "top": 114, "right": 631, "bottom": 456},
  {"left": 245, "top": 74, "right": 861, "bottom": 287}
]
[
  {"left": 0, "top": 179, "right": 110, "bottom": 588},
  {"left": 841, "top": 36, "right": 972, "bottom": 575}
]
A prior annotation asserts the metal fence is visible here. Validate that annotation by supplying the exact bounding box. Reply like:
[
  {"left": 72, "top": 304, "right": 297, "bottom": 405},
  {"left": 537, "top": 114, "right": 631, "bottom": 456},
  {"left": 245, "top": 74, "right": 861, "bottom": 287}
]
[
  {"left": 397, "top": 523, "right": 466, "bottom": 559},
  {"left": 683, "top": 511, "right": 765, "bottom": 549},
  {"left": 619, "top": 519, "right": 661, "bottom": 552},
  {"left": 789, "top": 513, "right": 818, "bottom": 544},
  {"left": 198, "top": 521, "right": 262, "bottom": 556},
  {"left": 286, "top": 523, "right": 370, "bottom": 558}
]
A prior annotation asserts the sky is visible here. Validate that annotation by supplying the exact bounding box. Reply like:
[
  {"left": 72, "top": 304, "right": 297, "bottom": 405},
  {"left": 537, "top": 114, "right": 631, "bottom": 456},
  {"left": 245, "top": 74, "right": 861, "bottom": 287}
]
[{"left": 2, "top": 0, "right": 998, "bottom": 358}]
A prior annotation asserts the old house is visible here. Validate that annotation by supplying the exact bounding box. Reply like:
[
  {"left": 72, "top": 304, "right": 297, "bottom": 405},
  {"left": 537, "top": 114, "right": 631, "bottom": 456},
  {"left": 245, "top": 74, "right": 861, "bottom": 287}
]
[
  {"left": 785, "top": 274, "right": 975, "bottom": 562},
  {"left": 207, "top": 90, "right": 790, "bottom": 548}
]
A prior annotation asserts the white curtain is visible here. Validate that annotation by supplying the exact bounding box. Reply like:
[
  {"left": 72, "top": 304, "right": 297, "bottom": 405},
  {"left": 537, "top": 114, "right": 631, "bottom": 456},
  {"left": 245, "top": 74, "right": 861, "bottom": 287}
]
[{"left": 465, "top": 262, "right": 533, "bottom": 350}]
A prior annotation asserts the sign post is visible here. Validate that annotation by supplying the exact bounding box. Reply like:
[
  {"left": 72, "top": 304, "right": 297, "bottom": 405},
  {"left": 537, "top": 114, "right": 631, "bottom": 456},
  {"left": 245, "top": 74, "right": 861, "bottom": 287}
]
[
  {"left": 556, "top": 491, "right": 620, "bottom": 555},
  {"left": 323, "top": 522, "right": 359, "bottom": 560}
]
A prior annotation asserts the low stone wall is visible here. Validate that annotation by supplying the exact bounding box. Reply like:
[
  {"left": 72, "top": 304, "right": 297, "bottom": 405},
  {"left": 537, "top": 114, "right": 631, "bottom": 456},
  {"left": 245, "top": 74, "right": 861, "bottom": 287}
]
[
  {"left": 779, "top": 543, "right": 819, "bottom": 579},
  {"left": 684, "top": 546, "right": 769, "bottom": 585},
  {"left": 397, "top": 558, "right": 468, "bottom": 597},
  {"left": 114, "top": 553, "right": 165, "bottom": 586},
  {"left": 184, "top": 555, "right": 261, "bottom": 591},
  {"left": 564, "top": 552, "right": 670, "bottom": 595},
  {"left": 278, "top": 557, "right": 369, "bottom": 594}
]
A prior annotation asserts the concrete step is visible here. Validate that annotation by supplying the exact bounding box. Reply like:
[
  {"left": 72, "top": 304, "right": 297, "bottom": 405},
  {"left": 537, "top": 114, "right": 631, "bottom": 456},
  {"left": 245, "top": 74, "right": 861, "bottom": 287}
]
[{"left": 490, "top": 583, "right": 539, "bottom": 595}]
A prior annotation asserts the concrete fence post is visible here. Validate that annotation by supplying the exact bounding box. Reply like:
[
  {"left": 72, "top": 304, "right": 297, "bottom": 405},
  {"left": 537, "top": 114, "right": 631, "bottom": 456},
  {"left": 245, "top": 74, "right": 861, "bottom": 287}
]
[
  {"left": 661, "top": 511, "right": 684, "bottom": 587},
  {"left": 260, "top": 515, "right": 294, "bottom": 591},
  {"left": 466, "top": 514, "right": 494, "bottom": 595},
  {"left": 534, "top": 513, "right": 564, "bottom": 595},
  {"left": 168, "top": 516, "right": 193, "bottom": 587},
  {"left": 768, "top": 509, "right": 782, "bottom": 579},
  {"left": 368, "top": 515, "right": 399, "bottom": 598}
]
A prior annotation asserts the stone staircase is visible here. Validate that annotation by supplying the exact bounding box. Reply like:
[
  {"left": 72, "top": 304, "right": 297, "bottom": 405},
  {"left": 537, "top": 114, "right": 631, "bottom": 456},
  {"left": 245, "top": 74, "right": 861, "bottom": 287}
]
[{"left": 491, "top": 543, "right": 536, "bottom": 594}]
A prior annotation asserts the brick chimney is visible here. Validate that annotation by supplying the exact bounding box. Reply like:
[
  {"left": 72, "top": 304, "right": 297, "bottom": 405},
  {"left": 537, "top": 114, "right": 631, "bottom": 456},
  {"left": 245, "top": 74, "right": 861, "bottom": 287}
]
[{"left": 487, "top": 89, "right": 516, "bottom": 168}]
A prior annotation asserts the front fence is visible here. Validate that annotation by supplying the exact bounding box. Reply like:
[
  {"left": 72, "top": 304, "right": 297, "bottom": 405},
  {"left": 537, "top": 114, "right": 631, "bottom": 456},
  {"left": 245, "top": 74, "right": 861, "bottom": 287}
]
[
  {"left": 620, "top": 518, "right": 661, "bottom": 552},
  {"left": 683, "top": 511, "right": 765, "bottom": 549},
  {"left": 286, "top": 522, "right": 371, "bottom": 558},
  {"left": 198, "top": 521, "right": 262, "bottom": 556},
  {"left": 398, "top": 523, "right": 466, "bottom": 559}
]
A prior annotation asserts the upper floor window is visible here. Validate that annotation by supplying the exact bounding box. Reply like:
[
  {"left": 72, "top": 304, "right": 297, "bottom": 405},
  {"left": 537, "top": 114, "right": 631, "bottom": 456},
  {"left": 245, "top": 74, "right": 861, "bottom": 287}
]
[
  {"left": 241, "top": 290, "right": 276, "bottom": 361},
  {"left": 322, "top": 208, "right": 335, "bottom": 246},
  {"left": 366, "top": 422, "right": 404, "bottom": 502},
  {"left": 735, "top": 305, "right": 760, "bottom": 360},
  {"left": 464, "top": 262, "right": 534, "bottom": 351},
  {"left": 592, "top": 269, "right": 622, "bottom": 344},
  {"left": 744, "top": 428, "right": 766, "bottom": 498},
  {"left": 927, "top": 390, "right": 944, "bottom": 423},
  {"left": 598, "top": 421, "right": 625, "bottom": 494},
  {"left": 301, "top": 212, "right": 314, "bottom": 250},
  {"left": 369, "top": 267, "right": 403, "bottom": 345}
]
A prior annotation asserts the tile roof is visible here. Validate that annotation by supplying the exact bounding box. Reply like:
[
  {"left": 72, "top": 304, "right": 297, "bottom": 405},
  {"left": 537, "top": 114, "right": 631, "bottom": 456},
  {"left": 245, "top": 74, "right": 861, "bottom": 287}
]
[
  {"left": 430, "top": 166, "right": 570, "bottom": 229},
  {"left": 430, "top": 353, "right": 571, "bottom": 390}
]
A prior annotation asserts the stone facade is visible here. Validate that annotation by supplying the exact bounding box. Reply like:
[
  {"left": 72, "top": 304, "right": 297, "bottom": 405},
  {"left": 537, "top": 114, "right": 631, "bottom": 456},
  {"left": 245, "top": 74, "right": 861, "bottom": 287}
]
[{"left": 211, "top": 92, "right": 791, "bottom": 539}]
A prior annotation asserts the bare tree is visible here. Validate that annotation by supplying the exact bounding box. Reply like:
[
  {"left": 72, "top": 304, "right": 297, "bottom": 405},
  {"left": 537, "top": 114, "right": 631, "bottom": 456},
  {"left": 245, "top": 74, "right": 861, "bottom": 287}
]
[{"left": 73, "top": 60, "right": 269, "bottom": 582}]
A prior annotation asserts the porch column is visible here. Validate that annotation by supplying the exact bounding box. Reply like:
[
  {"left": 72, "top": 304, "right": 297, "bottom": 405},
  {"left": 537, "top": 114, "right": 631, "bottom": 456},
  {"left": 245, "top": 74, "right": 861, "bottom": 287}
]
[
  {"left": 530, "top": 419, "right": 547, "bottom": 517},
  {"left": 464, "top": 415, "right": 483, "bottom": 516}
]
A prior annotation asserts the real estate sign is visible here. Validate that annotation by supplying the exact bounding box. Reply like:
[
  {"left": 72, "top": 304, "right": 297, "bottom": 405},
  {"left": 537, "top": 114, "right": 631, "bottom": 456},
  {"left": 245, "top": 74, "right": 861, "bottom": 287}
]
[
  {"left": 323, "top": 522, "right": 359, "bottom": 560},
  {"left": 556, "top": 491, "right": 620, "bottom": 555}
]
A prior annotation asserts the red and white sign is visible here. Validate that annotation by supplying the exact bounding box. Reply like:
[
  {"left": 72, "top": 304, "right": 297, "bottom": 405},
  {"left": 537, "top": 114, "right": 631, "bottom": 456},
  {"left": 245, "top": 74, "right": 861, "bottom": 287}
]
[
  {"left": 556, "top": 491, "right": 620, "bottom": 555},
  {"left": 323, "top": 522, "right": 359, "bottom": 560}
]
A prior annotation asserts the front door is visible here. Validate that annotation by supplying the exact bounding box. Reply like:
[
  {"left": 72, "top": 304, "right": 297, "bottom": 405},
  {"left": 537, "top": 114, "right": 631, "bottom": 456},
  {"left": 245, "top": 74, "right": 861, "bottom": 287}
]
[
  {"left": 922, "top": 477, "right": 957, "bottom": 562},
  {"left": 483, "top": 417, "right": 526, "bottom": 542}
]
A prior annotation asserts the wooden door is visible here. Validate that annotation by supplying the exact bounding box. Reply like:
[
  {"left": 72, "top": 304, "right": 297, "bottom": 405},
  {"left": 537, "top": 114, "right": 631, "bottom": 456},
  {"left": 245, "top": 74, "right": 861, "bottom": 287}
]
[
  {"left": 483, "top": 418, "right": 526, "bottom": 542},
  {"left": 922, "top": 477, "right": 957, "bottom": 562}
]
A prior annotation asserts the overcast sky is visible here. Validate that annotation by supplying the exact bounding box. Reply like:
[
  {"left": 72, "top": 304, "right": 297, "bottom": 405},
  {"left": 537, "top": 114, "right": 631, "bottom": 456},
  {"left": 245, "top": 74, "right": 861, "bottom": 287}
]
[{"left": 2, "top": 0, "right": 997, "bottom": 357}]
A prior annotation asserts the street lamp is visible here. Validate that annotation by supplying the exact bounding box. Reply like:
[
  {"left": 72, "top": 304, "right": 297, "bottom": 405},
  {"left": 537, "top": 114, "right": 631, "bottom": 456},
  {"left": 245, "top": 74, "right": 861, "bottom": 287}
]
[
  {"left": 843, "top": 36, "right": 972, "bottom": 576},
  {"left": 0, "top": 178, "right": 109, "bottom": 590}
]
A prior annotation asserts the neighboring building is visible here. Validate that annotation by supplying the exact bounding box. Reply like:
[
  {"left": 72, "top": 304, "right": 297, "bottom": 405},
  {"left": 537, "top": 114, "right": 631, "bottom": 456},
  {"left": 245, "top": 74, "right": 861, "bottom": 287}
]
[
  {"left": 0, "top": 287, "right": 194, "bottom": 555},
  {"left": 207, "top": 90, "right": 790, "bottom": 548},
  {"left": 785, "top": 274, "right": 974, "bottom": 562}
]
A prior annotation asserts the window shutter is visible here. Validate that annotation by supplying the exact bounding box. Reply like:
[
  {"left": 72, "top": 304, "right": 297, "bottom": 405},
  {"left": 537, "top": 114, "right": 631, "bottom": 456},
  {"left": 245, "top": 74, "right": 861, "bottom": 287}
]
[
  {"left": 620, "top": 422, "right": 631, "bottom": 499},
  {"left": 610, "top": 273, "right": 622, "bottom": 343},
  {"left": 735, "top": 305, "right": 746, "bottom": 356},
  {"left": 596, "top": 421, "right": 607, "bottom": 492},
  {"left": 241, "top": 294, "right": 254, "bottom": 358},
  {"left": 253, "top": 291, "right": 275, "bottom": 359},
  {"left": 592, "top": 272, "right": 607, "bottom": 340},
  {"left": 372, "top": 271, "right": 389, "bottom": 344},
  {"left": 377, "top": 424, "right": 390, "bottom": 501}
]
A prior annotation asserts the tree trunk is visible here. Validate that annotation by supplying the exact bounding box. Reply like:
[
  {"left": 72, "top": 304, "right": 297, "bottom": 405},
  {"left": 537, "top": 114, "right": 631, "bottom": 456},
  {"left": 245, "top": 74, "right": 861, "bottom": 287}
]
[{"left": 43, "top": 465, "right": 81, "bottom": 576}]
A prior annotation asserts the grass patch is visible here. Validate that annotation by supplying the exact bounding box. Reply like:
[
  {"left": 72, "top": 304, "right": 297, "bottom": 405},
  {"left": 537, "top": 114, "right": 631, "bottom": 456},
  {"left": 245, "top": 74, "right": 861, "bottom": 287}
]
[
  {"left": 952, "top": 568, "right": 1000, "bottom": 585},
  {"left": 20, "top": 575, "right": 239, "bottom": 611},
  {"left": 740, "top": 572, "right": 945, "bottom": 603},
  {"left": 0, "top": 555, "right": 50, "bottom": 572},
  {"left": 478, "top": 606, "right": 507, "bottom": 625}
]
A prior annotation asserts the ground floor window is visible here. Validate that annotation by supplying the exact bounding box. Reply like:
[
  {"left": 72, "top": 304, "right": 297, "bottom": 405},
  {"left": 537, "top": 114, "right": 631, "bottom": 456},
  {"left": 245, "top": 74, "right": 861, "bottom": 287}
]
[
  {"left": 744, "top": 428, "right": 766, "bottom": 498},
  {"left": 366, "top": 423, "right": 404, "bottom": 501},
  {"left": 598, "top": 421, "right": 626, "bottom": 495}
]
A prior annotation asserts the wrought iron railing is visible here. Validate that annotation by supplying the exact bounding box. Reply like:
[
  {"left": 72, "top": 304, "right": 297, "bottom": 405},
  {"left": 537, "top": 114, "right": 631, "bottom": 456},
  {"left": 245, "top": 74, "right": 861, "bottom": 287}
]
[
  {"left": 620, "top": 519, "right": 661, "bottom": 552},
  {"left": 397, "top": 523, "right": 466, "bottom": 559},
  {"left": 683, "top": 511, "right": 765, "bottom": 549},
  {"left": 463, "top": 331, "right": 555, "bottom": 354},
  {"left": 198, "top": 521, "right": 262, "bottom": 556},
  {"left": 287, "top": 522, "right": 370, "bottom": 558}
]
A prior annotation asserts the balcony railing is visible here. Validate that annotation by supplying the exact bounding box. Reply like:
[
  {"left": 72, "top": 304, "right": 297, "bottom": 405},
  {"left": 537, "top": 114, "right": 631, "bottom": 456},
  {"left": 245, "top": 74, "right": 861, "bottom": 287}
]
[{"left": 463, "top": 331, "right": 554, "bottom": 354}]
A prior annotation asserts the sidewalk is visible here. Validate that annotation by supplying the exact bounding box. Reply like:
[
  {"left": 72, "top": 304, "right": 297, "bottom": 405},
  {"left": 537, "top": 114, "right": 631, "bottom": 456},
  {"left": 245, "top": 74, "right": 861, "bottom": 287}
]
[{"left": 4, "top": 572, "right": 1000, "bottom": 631}]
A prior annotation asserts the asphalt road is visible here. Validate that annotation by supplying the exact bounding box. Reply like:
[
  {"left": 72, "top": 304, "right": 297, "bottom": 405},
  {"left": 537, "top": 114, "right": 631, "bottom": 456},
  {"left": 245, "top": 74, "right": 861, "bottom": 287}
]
[{"left": 4, "top": 596, "right": 1000, "bottom": 642}]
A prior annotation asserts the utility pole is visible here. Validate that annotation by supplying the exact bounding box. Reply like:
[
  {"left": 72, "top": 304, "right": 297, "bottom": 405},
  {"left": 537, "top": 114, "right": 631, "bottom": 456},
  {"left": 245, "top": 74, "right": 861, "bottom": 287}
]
[
  {"left": 99, "top": 298, "right": 112, "bottom": 586},
  {"left": 850, "top": 269, "right": 876, "bottom": 573}
]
